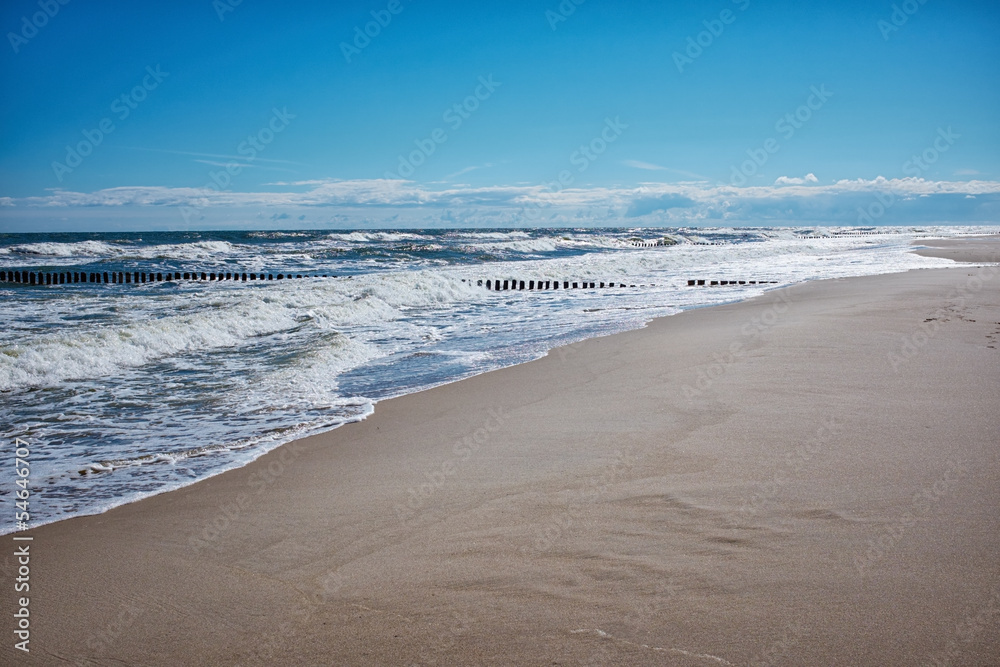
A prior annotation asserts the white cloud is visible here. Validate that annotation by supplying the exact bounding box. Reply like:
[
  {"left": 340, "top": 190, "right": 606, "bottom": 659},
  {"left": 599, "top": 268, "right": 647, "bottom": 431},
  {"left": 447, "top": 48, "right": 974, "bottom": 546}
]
[
  {"left": 262, "top": 179, "right": 330, "bottom": 186},
  {"left": 774, "top": 173, "right": 819, "bottom": 185},
  {"left": 4, "top": 177, "right": 999, "bottom": 227}
]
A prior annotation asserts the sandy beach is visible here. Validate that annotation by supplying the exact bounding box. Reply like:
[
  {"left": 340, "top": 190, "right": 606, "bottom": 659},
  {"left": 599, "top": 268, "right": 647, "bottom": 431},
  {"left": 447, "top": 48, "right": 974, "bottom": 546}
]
[
  {"left": 5, "top": 239, "right": 1000, "bottom": 666},
  {"left": 912, "top": 235, "right": 1000, "bottom": 263}
]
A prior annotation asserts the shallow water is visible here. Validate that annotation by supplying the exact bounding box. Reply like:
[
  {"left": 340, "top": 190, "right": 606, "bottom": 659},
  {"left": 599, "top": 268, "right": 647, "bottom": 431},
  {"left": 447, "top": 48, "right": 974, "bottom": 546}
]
[{"left": 1, "top": 225, "right": 990, "bottom": 532}]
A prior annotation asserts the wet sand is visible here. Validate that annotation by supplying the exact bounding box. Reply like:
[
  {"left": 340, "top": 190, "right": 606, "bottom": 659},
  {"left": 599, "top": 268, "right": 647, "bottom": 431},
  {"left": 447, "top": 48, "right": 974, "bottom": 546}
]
[{"left": 4, "top": 244, "right": 1000, "bottom": 665}]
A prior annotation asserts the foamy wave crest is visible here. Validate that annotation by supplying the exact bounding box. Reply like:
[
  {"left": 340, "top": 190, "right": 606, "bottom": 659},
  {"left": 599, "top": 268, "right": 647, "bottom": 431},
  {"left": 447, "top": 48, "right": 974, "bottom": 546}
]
[
  {"left": 451, "top": 230, "right": 531, "bottom": 240},
  {"left": 332, "top": 231, "right": 431, "bottom": 243},
  {"left": 11, "top": 240, "right": 120, "bottom": 257},
  {"left": 249, "top": 336, "right": 381, "bottom": 407},
  {"left": 0, "top": 269, "right": 478, "bottom": 391},
  {"left": 461, "top": 238, "right": 560, "bottom": 254},
  {"left": 134, "top": 240, "right": 239, "bottom": 260},
  {"left": 8, "top": 239, "right": 240, "bottom": 261},
  {"left": 246, "top": 231, "right": 312, "bottom": 239},
  {"left": 466, "top": 232, "right": 956, "bottom": 284},
  {"left": 0, "top": 302, "right": 294, "bottom": 391},
  {"left": 459, "top": 231, "right": 630, "bottom": 255}
]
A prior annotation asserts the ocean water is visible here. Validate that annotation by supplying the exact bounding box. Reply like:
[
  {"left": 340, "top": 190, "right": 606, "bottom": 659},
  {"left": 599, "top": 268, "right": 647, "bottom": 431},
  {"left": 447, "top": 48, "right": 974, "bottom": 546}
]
[{"left": 0, "top": 225, "right": 994, "bottom": 533}]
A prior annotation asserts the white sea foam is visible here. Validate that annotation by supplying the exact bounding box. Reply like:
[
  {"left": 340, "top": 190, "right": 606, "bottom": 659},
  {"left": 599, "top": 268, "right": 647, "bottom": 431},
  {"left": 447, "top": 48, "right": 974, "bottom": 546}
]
[
  {"left": 11, "top": 240, "right": 121, "bottom": 257},
  {"left": 6, "top": 239, "right": 241, "bottom": 262},
  {"left": 1, "top": 225, "right": 995, "bottom": 534},
  {"left": 331, "top": 231, "right": 431, "bottom": 243},
  {"left": 0, "top": 269, "right": 482, "bottom": 391}
]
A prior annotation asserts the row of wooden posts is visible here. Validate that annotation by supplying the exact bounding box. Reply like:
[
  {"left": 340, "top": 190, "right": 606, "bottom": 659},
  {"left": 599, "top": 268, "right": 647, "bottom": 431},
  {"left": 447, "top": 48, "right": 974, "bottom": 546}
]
[
  {"left": 629, "top": 240, "right": 675, "bottom": 247},
  {"left": 2, "top": 272, "right": 642, "bottom": 290},
  {"left": 629, "top": 240, "right": 726, "bottom": 247},
  {"left": 1, "top": 271, "right": 777, "bottom": 290},
  {"left": 686, "top": 279, "right": 778, "bottom": 286},
  {"left": 477, "top": 279, "right": 778, "bottom": 290},
  {"left": 0, "top": 270, "right": 331, "bottom": 285},
  {"left": 475, "top": 279, "right": 642, "bottom": 290}
]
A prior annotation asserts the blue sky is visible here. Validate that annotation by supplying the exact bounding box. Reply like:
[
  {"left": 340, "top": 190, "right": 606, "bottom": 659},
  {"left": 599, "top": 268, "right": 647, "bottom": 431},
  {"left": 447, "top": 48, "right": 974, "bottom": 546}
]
[{"left": 1, "top": 0, "right": 998, "bottom": 231}]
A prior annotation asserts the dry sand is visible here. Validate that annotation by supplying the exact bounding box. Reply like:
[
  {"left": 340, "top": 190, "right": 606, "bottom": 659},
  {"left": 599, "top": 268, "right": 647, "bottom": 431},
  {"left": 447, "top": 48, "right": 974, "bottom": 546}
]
[
  {"left": 4, "top": 242, "right": 1000, "bottom": 665},
  {"left": 912, "top": 235, "right": 1000, "bottom": 263}
]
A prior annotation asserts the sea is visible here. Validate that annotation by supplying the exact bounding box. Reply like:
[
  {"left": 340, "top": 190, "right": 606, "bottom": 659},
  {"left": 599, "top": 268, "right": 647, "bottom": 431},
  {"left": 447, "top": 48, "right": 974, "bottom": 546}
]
[{"left": 1, "top": 225, "right": 995, "bottom": 534}]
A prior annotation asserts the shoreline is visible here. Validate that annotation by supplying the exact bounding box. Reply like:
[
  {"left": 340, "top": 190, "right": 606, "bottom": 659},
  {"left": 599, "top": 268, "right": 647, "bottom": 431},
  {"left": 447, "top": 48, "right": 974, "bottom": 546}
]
[
  {"left": 5, "top": 242, "right": 1000, "bottom": 664},
  {"left": 7, "top": 233, "right": 986, "bottom": 537},
  {"left": 0, "top": 277, "right": 917, "bottom": 537},
  {"left": 0, "top": 266, "right": 885, "bottom": 537}
]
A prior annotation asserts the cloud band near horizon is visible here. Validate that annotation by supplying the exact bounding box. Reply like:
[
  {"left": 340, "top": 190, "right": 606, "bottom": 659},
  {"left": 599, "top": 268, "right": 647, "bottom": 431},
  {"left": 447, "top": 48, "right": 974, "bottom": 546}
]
[{"left": 1, "top": 176, "right": 998, "bottom": 231}]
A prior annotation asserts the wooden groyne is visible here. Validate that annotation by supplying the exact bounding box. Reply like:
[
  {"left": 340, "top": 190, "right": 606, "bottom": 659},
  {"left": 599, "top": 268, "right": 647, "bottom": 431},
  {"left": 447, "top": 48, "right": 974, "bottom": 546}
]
[
  {"left": 627, "top": 239, "right": 725, "bottom": 247},
  {"left": 685, "top": 279, "right": 778, "bottom": 286},
  {"left": 0, "top": 270, "right": 333, "bottom": 285},
  {"left": 474, "top": 280, "right": 646, "bottom": 290},
  {"left": 1, "top": 270, "right": 778, "bottom": 291},
  {"left": 472, "top": 278, "right": 778, "bottom": 291}
]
